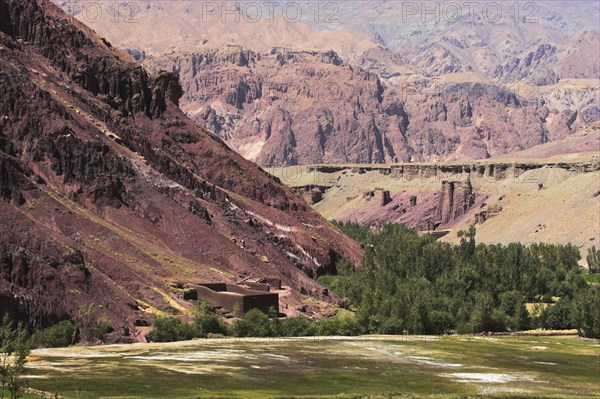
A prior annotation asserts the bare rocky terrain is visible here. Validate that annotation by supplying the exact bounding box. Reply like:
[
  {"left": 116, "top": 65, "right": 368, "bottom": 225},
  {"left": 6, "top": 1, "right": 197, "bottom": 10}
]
[
  {"left": 0, "top": 0, "right": 362, "bottom": 340},
  {"left": 55, "top": 1, "right": 600, "bottom": 166}
]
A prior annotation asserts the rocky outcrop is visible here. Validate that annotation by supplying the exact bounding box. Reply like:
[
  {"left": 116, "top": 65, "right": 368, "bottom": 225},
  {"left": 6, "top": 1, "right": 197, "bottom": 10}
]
[
  {"left": 0, "top": 155, "right": 28, "bottom": 205},
  {"left": 380, "top": 190, "right": 392, "bottom": 206},
  {"left": 493, "top": 44, "right": 560, "bottom": 85},
  {"left": 436, "top": 180, "right": 475, "bottom": 225},
  {"left": 0, "top": 0, "right": 187, "bottom": 119},
  {"left": 307, "top": 159, "right": 600, "bottom": 181},
  {"left": 293, "top": 157, "right": 599, "bottom": 233}
]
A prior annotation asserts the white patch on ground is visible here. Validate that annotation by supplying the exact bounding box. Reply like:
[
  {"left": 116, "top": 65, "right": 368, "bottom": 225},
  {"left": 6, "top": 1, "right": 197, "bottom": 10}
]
[
  {"left": 408, "top": 355, "right": 463, "bottom": 368},
  {"left": 158, "top": 364, "right": 243, "bottom": 375},
  {"left": 264, "top": 354, "right": 290, "bottom": 360},
  {"left": 295, "top": 244, "right": 322, "bottom": 267},
  {"left": 125, "top": 350, "right": 253, "bottom": 363},
  {"left": 32, "top": 350, "right": 115, "bottom": 358},
  {"left": 529, "top": 346, "right": 548, "bottom": 350},
  {"left": 478, "top": 386, "right": 531, "bottom": 395},
  {"left": 443, "top": 372, "right": 534, "bottom": 383},
  {"left": 534, "top": 361, "right": 558, "bottom": 365},
  {"left": 345, "top": 342, "right": 464, "bottom": 369}
]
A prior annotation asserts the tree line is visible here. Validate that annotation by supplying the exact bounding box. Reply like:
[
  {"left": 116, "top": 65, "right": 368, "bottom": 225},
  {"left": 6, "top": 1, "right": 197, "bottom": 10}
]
[
  {"left": 148, "top": 300, "right": 361, "bottom": 342},
  {"left": 320, "top": 222, "right": 599, "bottom": 338}
]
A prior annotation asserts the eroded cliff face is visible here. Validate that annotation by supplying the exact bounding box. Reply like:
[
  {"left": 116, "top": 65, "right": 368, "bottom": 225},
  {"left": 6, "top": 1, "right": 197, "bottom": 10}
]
[
  {"left": 279, "top": 157, "right": 600, "bottom": 234},
  {"left": 306, "top": 159, "right": 600, "bottom": 181},
  {"left": 0, "top": 0, "right": 362, "bottom": 337},
  {"left": 138, "top": 47, "right": 596, "bottom": 166},
  {"left": 436, "top": 180, "right": 475, "bottom": 226}
]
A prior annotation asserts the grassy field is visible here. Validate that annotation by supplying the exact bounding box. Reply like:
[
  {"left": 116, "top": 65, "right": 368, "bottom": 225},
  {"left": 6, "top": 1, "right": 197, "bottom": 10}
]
[{"left": 24, "top": 336, "right": 599, "bottom": 399}]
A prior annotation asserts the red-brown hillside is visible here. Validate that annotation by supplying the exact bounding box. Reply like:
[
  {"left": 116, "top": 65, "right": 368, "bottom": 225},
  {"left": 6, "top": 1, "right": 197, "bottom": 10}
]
[{"left": 0, "top": 0, "right": 361, "bottom": 341}]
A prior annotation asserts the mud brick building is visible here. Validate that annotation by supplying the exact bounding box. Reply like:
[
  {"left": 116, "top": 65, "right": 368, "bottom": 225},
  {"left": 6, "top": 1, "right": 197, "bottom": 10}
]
[{"left": 188, "top": 283, "right": 279, "bottom": 316}]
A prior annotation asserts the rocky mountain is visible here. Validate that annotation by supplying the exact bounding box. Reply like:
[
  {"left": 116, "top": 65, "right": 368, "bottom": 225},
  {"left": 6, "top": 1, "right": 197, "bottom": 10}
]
[
  {"left": 137, "top": 47, "right": 594, "bottom": 166},
  {"left": 0, "top": 0, "right": 362, "bottom": 340},
  {"left": 54, "top": 0, "right": 600, "bottom": 166}
]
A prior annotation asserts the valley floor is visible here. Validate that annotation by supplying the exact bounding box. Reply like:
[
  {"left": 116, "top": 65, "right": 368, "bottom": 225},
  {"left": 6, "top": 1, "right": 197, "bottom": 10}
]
[{"left": 24, "top": 335, "right": 599, "bottom": 399}]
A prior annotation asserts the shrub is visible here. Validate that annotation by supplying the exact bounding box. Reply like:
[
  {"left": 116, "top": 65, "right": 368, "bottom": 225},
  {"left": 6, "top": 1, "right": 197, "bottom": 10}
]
[
  {"left": 277, "top": 316, "right": 315, "bottom": 337},
  {"left": 31, "top": 320, "right": 76, "bottom": 348},
  {"left": 315, "top": 315, "right": 361, "bottom": 336},
  {"left": 194, "top": 314, "right": 228, "bottom": 338},
  {"left": 149, "top": 315, "right": 195, "bottom": 342},
  {"left": 192, "top": 299, "right": 229, "bottom": 338},
  {"left": 231, "top": 309, "right": 272, "bottom": 337}
]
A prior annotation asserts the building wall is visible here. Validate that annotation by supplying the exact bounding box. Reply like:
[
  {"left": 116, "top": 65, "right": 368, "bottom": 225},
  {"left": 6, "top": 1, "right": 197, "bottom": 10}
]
[{"left": 192, "top": 283, "right": 279, "bottom": 316}]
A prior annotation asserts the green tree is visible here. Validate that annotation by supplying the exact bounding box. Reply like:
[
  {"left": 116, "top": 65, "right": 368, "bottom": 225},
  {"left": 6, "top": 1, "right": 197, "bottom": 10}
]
[
  {"left": 77, "top": 305, "right": 111, "bottom": 343},
  {"left": 328, "top": 221, "right": 585, "bottom": 336},
  {"left": 587, "top": 246, "right": 599, "bottom": 274},
  {"left": 193, "top": 300, "right": 228, "bottom": 338},
  {"left": 31, "top": 320, "right": 77, "bottom": 348},
  {"left": 572, "top": 286, "right": 600, "bottom": 339},
  {"left": 0, "top": 315, "right": 30, "bottom": 399},
  {"left": 277, "top": 316, "right": 315, "bottom": 337},
  {"left": 231, "top": 309, "right": 272, "bottom": 337},
  {"left": 315, "top": 315, "right": 361, "bottom": 336},
  {"left": 457, "top": 225, "right": 477, "bottom": 260},
  {"left": 540, "top": 298, "right": 574, "bottom": 330},
  {"left": 149, "top": 316, "right": 195, "bottom": 342},
  {"left": 499, "top": 291, "right": 530, "bottom": 331},
  {"left": 470, "top": 292, "right": 496, "bottom": 333}
]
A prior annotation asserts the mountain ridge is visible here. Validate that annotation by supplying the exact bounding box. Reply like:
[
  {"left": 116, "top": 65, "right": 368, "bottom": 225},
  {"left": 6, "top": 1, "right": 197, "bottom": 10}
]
[{"left": 64, "top": 0, "right": 599, "bottom": 166}]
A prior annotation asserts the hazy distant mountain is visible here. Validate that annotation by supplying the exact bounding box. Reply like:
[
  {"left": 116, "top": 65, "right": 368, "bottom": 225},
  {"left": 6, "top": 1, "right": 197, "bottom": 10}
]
[{"left": 55, "top": 1, "right": 599, "bottom": 166}]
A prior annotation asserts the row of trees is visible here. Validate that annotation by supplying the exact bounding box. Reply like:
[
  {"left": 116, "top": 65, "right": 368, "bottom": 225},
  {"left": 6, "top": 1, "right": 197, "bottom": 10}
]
[
  {"left": 320, "top": 222, "right": 599, "bottom": 338},
  {"left": 149, "top": 300, "right": 361, "bottom": 342}
]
